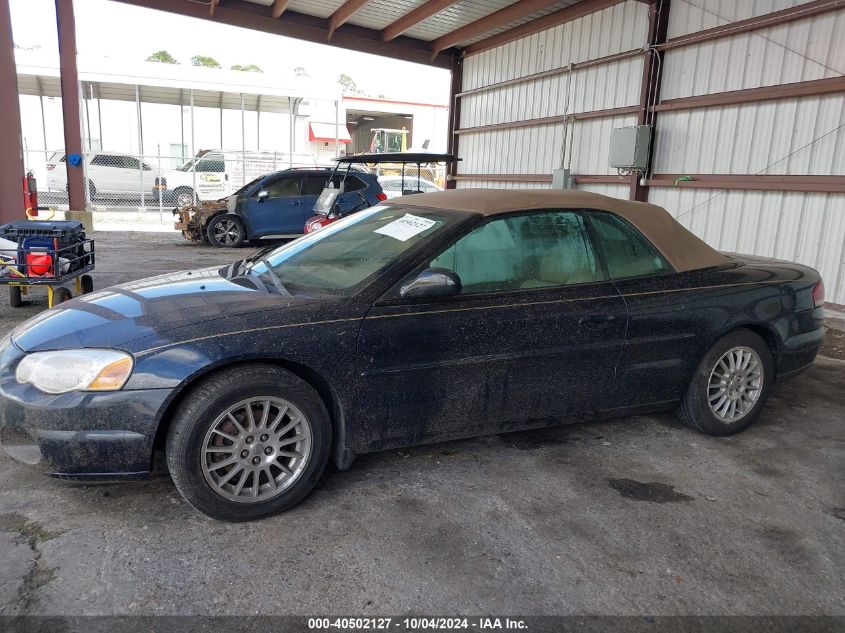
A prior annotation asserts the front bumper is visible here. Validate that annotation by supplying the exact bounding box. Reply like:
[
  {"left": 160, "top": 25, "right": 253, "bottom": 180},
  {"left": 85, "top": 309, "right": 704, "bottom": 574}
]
[
  {"left": 174, "top": 208, "right": 203, "bottom": 242},
  {"left": 0, "top": 341, "right": 173, "bottom": 479}
]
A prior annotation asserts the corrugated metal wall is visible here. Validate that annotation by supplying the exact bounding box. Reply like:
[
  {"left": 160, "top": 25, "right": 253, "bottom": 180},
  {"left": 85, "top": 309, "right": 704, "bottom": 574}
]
[
  {"left": 458, "top": 0, "right": 648, "bottom": 194},
  {"left": 456, "top": 0, "right": 845, "bottom": 303}
]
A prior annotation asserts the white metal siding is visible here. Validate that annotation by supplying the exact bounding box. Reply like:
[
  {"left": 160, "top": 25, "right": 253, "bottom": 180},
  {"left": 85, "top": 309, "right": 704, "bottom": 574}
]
[
  {"left": 462, "top": 1, "right": 649, "bottom": 91},
  {"left": 666, "top": 0, "right": 820, "bottom": 39},
  {"left": 458, "top": 1, "right": 647, "bottom": 179},
  {"left": 649, "top": 188, "right": 845, "bottom": 304},
  {"left": 662, "top": 10, "right": 845, "bottom": 99},
  {"left": 456, "top": 0, "right": 845, "bottom": 304},
  {"left": 652, "top": 93, "right": 845, "bottom": 175}
]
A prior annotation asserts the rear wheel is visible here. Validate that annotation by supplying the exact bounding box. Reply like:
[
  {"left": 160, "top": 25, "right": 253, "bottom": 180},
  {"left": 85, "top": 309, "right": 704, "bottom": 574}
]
[
  {"left": 677, "top": 329, "right": 774, "bottom": 435},
  {"left": 166, "top": 364, "right": 331, "bottom": 521},
  {"left": 9, "top": 286, "right": 22, "bottom": 308},
  {"left": 206, "top": 214, "right": 245, "bottom": 248},
  {"left": 80, "top": 274, "right": 94, "bottom": 295}
]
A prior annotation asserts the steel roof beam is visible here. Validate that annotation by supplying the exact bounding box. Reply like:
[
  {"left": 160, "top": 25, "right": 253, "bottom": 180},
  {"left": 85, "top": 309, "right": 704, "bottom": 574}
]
[
  {"left": 328, "top": 0, "right": 374, "bottom": 40},
  {"left": 431, "top": 0, "right": 561, "bottom": 56},
  {"left": 461, "top": 0, "right": 626, "bottom": 57},
  {"left": 382, "top": 0, "right": 461, "bottom": 42},
  {"left": 271, "top": 0, "right": 291, "bottom": 19},
  {"left": 110, "top": 0, "right": 455, "bottom": 68}
]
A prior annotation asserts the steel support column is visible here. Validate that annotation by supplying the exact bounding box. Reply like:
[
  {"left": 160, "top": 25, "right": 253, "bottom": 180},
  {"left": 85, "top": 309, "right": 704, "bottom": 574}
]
[
  {"left": 630, "top": 0, "right": 670, "bottom": 202},
  {"left": 0, "top": 0, "right": 23, "bottom": 222},
  {"left": 56, "top": 0, "right": 86, "bottom": 211},
  {"left": 446, "top": 52, "right": 462, "bottom": 189}
]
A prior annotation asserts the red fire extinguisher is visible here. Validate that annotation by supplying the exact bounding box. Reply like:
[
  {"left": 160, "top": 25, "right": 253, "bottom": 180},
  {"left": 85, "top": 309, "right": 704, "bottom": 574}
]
[{"left": 23, "top": 171, "right": 38, "bottom": 218}]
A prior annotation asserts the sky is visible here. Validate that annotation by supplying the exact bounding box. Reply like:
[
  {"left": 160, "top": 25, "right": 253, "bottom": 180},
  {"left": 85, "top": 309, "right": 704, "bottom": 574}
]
[{"left": 10, "top": 0, "right": 451, "bottom": 104}]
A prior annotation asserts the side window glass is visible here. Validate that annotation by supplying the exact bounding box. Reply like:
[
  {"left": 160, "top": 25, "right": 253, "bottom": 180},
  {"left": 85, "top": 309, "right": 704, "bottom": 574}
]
[
  {"left": 197, "top": 158, "right": 225, "bottom": 173},
  {"left": 301, "top": 175, "right": 329, "bottom": 196},
  {"left": 90, "top": 155, "right": 111, "bottom": 167},
  {"left": 345, "top": 176, "right": 366, "bottom": 192},
  {"left": 263, "top": 176, "right": 301, "bottom": 198},
  {"left": 587, "top": 211, "right": 670, "bottom": 279},
  {"left": 122, "top": 156, "right": 141, "bottom": 170},
  {"left": 429, "top": 211, "right": 605, "bottom": 294}
]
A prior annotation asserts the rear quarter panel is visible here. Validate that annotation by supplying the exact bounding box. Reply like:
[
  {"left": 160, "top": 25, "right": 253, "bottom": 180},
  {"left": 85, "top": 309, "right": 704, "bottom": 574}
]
[{"left": 611, "top": 257, "right": 822, "bottom": 410}]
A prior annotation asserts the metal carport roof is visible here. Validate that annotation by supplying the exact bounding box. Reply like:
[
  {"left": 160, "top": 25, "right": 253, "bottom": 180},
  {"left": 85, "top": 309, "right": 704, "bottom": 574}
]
[{"left": 109, "top": 0, "right": 624, "bottom": 67}]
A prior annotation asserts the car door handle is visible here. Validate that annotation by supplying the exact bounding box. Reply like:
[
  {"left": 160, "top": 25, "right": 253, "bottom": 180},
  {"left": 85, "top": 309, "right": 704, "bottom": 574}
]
[{"left": 579, "top": 314, "right": 616, "bottom": 328}]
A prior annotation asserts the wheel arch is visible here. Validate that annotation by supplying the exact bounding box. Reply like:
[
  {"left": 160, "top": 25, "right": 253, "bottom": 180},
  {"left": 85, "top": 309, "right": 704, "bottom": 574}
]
[
  {"left": 151, "top": 357, "right": 351, "bottom": 471},
  {"left": 705, "top": 321, "right": 783, "bottom": 377}
]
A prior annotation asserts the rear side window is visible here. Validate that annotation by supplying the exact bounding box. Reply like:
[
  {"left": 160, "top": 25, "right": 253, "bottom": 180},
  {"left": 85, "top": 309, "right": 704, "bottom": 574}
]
[
  {"left": 587, "top": 211, "right": 670, "bottom": 279},
  {"left": 90, "top": 155, "right": 114, "bottom": 167},
  {"left": 331, "top": 175, "right": 367, "bottom": 192}
]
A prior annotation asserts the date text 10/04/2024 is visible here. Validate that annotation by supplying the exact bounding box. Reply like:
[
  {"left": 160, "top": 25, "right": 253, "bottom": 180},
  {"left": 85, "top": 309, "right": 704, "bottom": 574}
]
[{"left": 307, "top": 618, "right": 528, "bottom": 630}]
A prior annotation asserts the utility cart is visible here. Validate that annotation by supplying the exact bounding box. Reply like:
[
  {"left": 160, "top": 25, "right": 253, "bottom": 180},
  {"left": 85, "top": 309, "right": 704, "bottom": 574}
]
[{"left": 0, "top": 220, "right": 95, "bottom": 308}]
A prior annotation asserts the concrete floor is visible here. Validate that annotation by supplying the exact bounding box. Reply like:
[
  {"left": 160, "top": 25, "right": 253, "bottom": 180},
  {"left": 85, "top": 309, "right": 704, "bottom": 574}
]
[{"left": 0, "top": 232, "right": 842, "bottom": 616}]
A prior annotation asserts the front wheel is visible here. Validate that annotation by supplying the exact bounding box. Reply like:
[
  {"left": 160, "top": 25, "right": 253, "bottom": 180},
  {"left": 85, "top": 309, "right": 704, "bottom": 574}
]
[
  {"left": 166, "top": 365, "right": 332, "bottom": 521},
  {"left": 206, "top": 214, "right": 245, "bottom": 248},
  {"left": 677, "top": 329, "right": 774, "bottom": 436}
]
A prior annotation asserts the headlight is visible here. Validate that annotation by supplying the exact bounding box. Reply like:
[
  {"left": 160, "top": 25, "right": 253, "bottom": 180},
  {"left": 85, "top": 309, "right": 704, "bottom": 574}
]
[{"left": 16, "top": 349, "right": 134, "bottom": 394}]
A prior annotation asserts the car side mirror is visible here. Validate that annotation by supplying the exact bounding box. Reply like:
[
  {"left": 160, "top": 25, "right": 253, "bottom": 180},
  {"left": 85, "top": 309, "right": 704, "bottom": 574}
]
[
  {"left": 400, "top": 268, "right": 461, "bottom": 300},
  {"left": 257, "top": 190, "right": 269, "bottom": 202}
]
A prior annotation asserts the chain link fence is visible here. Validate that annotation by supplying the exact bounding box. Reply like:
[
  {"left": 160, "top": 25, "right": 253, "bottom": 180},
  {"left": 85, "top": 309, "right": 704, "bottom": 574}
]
[
  {"left": 25, "top": 148, "right": 322, "bottom": 213},
  {"left": 24, "top": 148, "right": 449, "bottom": 219}
]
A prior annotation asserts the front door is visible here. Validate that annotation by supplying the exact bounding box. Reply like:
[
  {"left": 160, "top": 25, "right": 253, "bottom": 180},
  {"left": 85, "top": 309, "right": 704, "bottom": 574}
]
[
  {"left": 356, "top": 209, "right": 628, "bottom": 449},
  {"left": 243, "top": 175, "right": 305, "bottom": 236}
]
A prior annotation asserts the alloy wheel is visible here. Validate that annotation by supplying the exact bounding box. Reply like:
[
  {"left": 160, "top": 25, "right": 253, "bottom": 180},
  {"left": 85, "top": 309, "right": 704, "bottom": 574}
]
[
  {"left": 707, "top": 346, "right": 763, "bottom": 422},
  {"left": 212, "top": 218, "right": 242, "bottom": 246},
  {"left": 201, "top": 397, "right": 312, "bottom": 503}
]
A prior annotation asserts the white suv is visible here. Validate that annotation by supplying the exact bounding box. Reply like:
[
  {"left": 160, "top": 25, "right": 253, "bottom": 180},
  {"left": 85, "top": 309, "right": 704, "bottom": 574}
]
[{"left": 46, "top": 151, "right": 157, "bottom": 200}]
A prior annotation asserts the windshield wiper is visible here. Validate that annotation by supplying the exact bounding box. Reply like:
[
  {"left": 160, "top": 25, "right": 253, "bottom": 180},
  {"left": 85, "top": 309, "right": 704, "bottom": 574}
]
[{"left": 256, "top": 257, "right": 290, "bottom": 296}]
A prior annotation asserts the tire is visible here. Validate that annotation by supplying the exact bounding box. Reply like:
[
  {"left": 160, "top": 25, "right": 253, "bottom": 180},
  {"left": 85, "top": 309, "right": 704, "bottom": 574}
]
[
  {"left": 9, "top": 286, "right": 22, "bottom": 308},
  {"left": 173, "top": 187, "right": 195, "bottom": 208},
  {"left": 80, "top": 274, "right": 94, "bottom": 295},
  {"left": 676, "top": 328, "right": 774, "bottom": 436},
  {"left": 53, "top": 287, "right": 73, "bottom": 305},
  {"left": 166, "top": 364, "right": 332, "bottom": 521},
  {"left": 206, "top": 214, "right": 245, "bottom": 248}
]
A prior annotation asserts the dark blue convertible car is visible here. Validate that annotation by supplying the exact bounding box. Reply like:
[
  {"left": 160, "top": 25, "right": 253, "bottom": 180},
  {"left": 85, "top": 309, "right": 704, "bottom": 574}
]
[{"left": 0, "top": 190, "right": 825, "bottom": 521}]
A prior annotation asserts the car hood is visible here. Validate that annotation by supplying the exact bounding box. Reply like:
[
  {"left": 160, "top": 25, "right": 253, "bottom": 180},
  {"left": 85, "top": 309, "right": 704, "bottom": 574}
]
[{"left": 11, "top": 267, "right": 318, "bottom": 352}]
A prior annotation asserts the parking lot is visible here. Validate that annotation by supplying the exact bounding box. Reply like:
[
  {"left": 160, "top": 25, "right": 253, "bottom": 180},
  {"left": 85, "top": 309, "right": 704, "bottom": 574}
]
[{"left": 0, "top": 231, "right": 842, "bottom": 616}]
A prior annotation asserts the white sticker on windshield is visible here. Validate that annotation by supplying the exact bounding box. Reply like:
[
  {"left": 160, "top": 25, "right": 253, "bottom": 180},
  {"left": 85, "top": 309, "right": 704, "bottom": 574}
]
[{"left": 374, "top": 214, "right": 437, "bottom": 241}]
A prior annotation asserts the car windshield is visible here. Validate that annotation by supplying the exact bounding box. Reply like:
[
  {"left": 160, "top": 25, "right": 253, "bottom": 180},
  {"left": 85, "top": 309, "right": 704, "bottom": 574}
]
[{"left": 247, "top": 205, "right": 465, "bottom": 296}]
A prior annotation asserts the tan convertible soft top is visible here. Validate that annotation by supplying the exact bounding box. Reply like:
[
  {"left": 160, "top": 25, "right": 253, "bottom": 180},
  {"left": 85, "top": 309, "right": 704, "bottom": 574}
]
[{"left": 387, "top": 188, "right": 729, "bottom": 273}]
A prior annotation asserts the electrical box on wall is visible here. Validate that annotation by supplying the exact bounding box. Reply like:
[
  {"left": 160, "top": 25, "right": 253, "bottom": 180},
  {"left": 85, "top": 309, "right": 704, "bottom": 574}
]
[
  {"left": 551, "top": 168, "right": 575, "bottom": 189},
  {"left": 609, "top": 125, "right": 652, "bottom": 172}
]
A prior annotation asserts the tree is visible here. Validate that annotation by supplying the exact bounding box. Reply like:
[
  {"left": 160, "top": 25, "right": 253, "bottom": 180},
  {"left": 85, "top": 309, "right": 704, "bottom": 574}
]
[
  {"left": 146, "top": 50, "right": 178, "bottom": 64},
  {"left": 231, "top": 64, "right": 263, "bottom": 73},
  {"left": 338, "top": 73, "right": 365, "bottom": 96},
  {"left": 191, "top": 54, "right": 221, "bottom": 69}
]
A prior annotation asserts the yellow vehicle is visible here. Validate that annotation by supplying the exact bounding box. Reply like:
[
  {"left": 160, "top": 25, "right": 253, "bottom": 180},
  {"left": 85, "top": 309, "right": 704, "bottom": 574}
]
[{"left": 368, "top": 128, "right": 409, "bottom": 154}]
